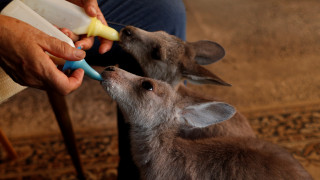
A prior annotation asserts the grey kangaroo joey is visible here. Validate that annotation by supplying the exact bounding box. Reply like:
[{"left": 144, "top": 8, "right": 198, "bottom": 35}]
[
  {"left": 119, "top": 25, "right": 229, "bottom": 87},
  {"left": 119, "top": 26, "right": 255, "bottom": 138},
  {"left": 101, "top": 66, "right": 312, "bottom": 180}
]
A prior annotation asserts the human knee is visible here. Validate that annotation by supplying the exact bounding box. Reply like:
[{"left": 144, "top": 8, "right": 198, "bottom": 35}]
[{"left": 154, "top": 0, "right": 186, "bottom": 39}]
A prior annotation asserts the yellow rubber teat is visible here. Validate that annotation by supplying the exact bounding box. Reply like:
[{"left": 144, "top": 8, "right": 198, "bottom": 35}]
[{"left": 87, "top": 17, "right": 119, "bottom": 41}]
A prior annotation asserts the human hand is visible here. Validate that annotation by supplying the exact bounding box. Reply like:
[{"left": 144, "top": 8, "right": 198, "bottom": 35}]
[
  {"left": 0, "top": 15, "right": 86, "bottom": 95},
  {"left": 64, "top": 0, "right": 113, "bottom": 54}
]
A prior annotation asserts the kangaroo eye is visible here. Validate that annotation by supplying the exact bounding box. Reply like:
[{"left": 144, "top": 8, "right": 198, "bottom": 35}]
[
  {"left": 141, "top": 81, "right": 153, "bottom": 91},
  {"left": 151, "top": 47, "right": 161, "bottom": 60}
]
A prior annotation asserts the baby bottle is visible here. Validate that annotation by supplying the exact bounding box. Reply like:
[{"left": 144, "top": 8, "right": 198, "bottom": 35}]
[
  {"left": 1, "top": 0, "right": 103, "bottom": 81},
  {"left": 21, "top": 0, "right": 119, "bottom": 41}
]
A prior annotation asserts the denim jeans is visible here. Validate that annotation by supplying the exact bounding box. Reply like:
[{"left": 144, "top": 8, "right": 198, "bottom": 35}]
[
  {"left": 86, "top": 0, "right": 186, "bottom": 66},
  {"left": 1, "top": 1, "right": 186, "bottom": 179}
]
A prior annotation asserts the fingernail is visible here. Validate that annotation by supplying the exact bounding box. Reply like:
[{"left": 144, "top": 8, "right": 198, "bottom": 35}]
[
  {"left": 99, "top": 47, "right": 107, "bottom": 54},
  {"left": 74, "top": 49, "right": 85, "bottom": 58},
  {"left": 99, "top": 47, "right": 109, "bottom": 54},
  {"left": 75, "top": 42, "right": 83, "bottom": 50},
  {"left": 90, "top": 6, "right": 97, "bottom": 16},
  {"left": 99, "top": 44, "right": 111, "bottom": 54}
]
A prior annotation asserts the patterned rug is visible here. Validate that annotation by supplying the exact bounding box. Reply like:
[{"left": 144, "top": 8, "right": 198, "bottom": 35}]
[
  {"left": 1, "top": 101, "right": 319, "bottom": 180},
  {"left": 243, "top": 101, "right": 320, "bottom": 179},
  {"left": 0, "top": 128, "right": 119, "bottom": 180}
]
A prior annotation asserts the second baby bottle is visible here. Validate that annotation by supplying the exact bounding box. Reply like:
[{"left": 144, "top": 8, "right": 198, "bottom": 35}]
[{"left": 21, "top": 0, "right": 119, "bottom": 41}]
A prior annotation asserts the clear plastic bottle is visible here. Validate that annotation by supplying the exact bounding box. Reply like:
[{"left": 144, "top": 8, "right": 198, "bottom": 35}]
[
  {"left": 1, "top": 0, "right": 103, "bottom": 81},
  {"left": 1, "top": 0, "right": 74, "bottom": 65},
  {"left": 21, "top": 0, "right": 119, "bottom": 41}
]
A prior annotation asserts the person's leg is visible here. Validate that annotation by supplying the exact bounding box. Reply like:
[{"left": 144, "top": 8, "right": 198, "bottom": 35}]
[
  {"left": 100, "top": 0, "right": 186, "bottom": 39},
  {"left": 85, "top": 1, "right": 186, "bottom": 179},
  {"left": 86, "top": 0, "right": 186, "bottom": 66}
]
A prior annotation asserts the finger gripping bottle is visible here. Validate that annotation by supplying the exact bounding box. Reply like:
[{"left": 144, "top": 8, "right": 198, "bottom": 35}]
[
  {"left": 1, "top": 0, "right": 103, "bottom": 81},
  {"left": 21, "top": 0, "right": 119, "bottom": 41}
]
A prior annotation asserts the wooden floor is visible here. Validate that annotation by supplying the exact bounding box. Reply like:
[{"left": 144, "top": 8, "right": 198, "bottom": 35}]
[
  {"left": 184, "top": 0, "right": 320, "bottom": 110},
  {"left": 184, "top": 1, "right": 320, "bottom": 178}
]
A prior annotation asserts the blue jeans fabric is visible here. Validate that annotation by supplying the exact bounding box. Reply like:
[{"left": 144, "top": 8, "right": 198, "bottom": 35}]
[
  {"left": 100, "top": 0, "right": 186, "bottom": 39},
  {"left": 1, "top": 1, "right": 186, "bottom": 179},
  {"left": 86, "top": 0, "right": 186, "bottom": 66},
  {"left": 1, "top": 0, "right": 186, "bottom": 65},
  {"left": 0, "top": 1, "right": 11, "bottom": 10}
]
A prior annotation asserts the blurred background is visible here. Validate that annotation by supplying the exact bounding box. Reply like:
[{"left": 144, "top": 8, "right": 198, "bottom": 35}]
[{"left": 1, "top": 0, "right": 319, "bottom": 179}]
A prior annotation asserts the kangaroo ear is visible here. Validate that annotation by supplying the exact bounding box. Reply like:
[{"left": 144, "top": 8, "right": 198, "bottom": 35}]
[
  {"left": 182, "top": 64, "right": 231, "bottom": 86},
  {"left": 179, "top": 101, "right": 236, "bottom": 128},
  {"left": 188, "top": 40, "right": 225, "bottom": 65}
]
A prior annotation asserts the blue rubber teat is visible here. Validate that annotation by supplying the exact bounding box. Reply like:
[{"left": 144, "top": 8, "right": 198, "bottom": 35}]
[{"left": 62, "top": 47, "right": 103, "bottom": 81}]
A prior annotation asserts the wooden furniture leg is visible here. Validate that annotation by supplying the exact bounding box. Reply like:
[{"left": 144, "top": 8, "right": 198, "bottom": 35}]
[
  {"left": 46, "top": 90, "right": 86, "bottom": 180},
  {"left": 0, "top": 128, "right": 18, "bottom": 160}
]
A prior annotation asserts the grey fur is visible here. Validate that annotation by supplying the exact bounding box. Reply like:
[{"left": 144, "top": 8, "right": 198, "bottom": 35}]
[
  {"left": 119, "top": 26, "right": 255, "bottom": 138},
  {"left": 101, "top": 67, "right": 312, "bottom": 180}
]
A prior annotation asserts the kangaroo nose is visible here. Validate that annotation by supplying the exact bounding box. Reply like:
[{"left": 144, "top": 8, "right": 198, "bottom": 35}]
[
  {"left": 123, "top": 28, "right": 132, "bottom": 36},
  {"left": 104, "top": 66, "right": 115, "bottom": 71}
]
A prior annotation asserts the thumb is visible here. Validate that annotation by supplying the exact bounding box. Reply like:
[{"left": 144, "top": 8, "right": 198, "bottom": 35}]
[
  {"left": 47, "top": 66, "right": 85, "bottom": 95},
  {"left": 41, "top": 37, "right": 86, "bottom": 61}
]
